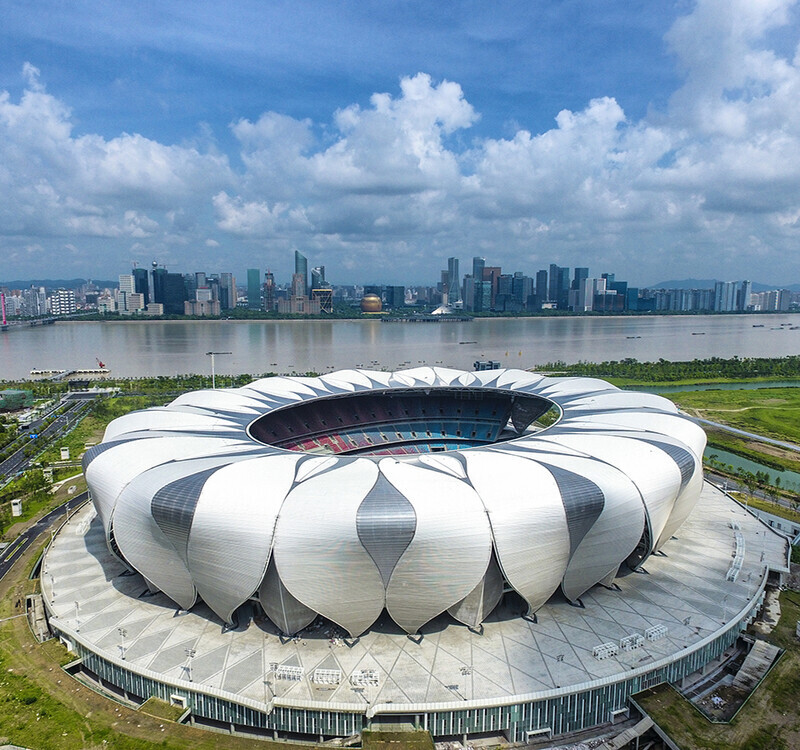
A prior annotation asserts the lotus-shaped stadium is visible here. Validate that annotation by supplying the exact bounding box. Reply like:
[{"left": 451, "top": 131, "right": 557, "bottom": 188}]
[{"left": 83, "top": 367, "right": 707, "bottom": 638}]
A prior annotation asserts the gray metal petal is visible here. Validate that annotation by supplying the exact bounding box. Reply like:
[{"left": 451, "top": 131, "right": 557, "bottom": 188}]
[{"left": 259, "top": 557, "right": 317, "bottom": 635}]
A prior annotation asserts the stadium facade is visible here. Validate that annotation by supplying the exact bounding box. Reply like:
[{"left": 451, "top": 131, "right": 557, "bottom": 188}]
[{"left": 40, "top": 368, "right": 790, "bottom": 742}]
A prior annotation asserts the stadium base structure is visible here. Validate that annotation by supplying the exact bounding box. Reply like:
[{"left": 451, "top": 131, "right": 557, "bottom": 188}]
[{"left": 43, "top": 483, "right": 789, "bottom": 743}]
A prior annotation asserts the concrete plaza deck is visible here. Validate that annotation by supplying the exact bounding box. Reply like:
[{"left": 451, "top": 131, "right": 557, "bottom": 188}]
[{"left": 42, "top": 482, "right": 788, "bottom": 712}]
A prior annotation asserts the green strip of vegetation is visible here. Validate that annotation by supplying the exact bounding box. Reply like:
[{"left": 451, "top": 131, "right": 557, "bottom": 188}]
[
  {"left": 139, "top": 697, "right": 187, "bottom": 722},
  {"left": 533, "top": 355, "right": 800, "bottom": 384},
  {"left": 667, "top": 387, "right": 800, "bottom": 444},
  {"left": 740, "top": 496, "right": 800, "bottom": 524}
]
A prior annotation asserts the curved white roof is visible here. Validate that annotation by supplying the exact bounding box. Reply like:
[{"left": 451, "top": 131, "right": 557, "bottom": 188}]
[{"left": 84, "top": 367, "right": 706, "bottom": 637}]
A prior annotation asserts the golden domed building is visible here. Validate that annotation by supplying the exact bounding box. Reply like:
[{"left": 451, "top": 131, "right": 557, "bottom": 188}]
[{"left": 360, "top": 293, "right": 383, "bottom": 313}]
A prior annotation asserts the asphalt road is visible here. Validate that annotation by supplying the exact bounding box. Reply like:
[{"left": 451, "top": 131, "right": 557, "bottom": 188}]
[
  {"left": 0, "top": 398, "right": 91, "bottom": 482},
  {"left": 0, "top": 491, "right": 88, "bottom": 580}
]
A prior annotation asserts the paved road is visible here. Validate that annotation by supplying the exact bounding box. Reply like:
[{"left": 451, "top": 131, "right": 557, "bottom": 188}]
[
  {"left": 0, "top": 491, "right": 89, "bottom": 580},
  {"left": 693, "top": 417, "right": 800, "bottom": 453},
  {"left": 0, "top": 398, "right": 91, "bottom": 482}
]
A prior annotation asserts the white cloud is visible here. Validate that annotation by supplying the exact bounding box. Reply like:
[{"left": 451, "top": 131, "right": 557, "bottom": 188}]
[
  {"left": 4, "top": 1, "right": 800, "bottom": 284},
  {"left": 0, "top": 70, "right": 233, "bottom": 246}
]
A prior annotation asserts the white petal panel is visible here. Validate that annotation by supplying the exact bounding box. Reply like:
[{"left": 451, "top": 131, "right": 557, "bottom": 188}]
[
  {"left": 188, "top": 454, "right": 302, "bottom": 623},
  {"left": 170, "top": 389, "right": 270, "bottom": 414},
  {"left": 535, "top": 434, "right": 682, "bottom": 552},
  {"left": 273, "top": 459, "right": 384, "bottom": 637},
  {"left": 259, "top": 557, "right": 317, "bottom": 634},
  {"left": 86, "top": 436, "right": 250, "bottom": 533},
  {"left": 85, "top": 365, "right": 704, "bottom": 637},
  {"left": 103, "top": 408, "right": 239, "bottom": 440},
  {"left": 447, "top": 553, "right": 504, "bottom": 628},
  {"left": 559, "top": 411, "right": 706, "bottom": 458},
  {"left": 655, "top": 456, "right": 704, "bottom": 551},
  {"left": 381, "top": 459, "right": 492, "bottom": 634},
  {"left": 564, "top": 391, "right": 679, "bottom": 412},
  {"left": 465, "top": 451, "right": 570, "bottom": 613}
]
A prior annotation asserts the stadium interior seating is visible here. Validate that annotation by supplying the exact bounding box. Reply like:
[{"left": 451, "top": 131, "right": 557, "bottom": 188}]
[{"left": 249, "top": 389, "right": 551, "bottom": 455}]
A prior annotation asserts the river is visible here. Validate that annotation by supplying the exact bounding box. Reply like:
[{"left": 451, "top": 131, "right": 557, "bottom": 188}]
[{"left": 1, "top": 313, "right": 799, "bottom": 380}]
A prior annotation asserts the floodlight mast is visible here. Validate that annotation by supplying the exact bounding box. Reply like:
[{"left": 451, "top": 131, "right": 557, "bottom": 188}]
[{"left": 205, "top": 351, "right": 232, "bottom": 389}]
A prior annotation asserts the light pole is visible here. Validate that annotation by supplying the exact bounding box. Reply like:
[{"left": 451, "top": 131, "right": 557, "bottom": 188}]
[
  {"left": 205, "top": 351, "right": 232, "bottom": 389},
  {"left": 118, "top": 627, "right": 128, "bottom": 660},
  {"left": 185, "top": 647, "right": 196, "bottom": 682}
]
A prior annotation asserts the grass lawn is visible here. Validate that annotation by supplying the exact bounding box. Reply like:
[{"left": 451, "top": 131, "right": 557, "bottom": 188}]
[
  {"left": 737, "top": 495, "right": 800, "bottom": 524},
  {"left": 0, "top": 534, "right": 319, "bottom": 750},
  {"left": 636, "top": 592, "right": 800, "bottom": 750},
  {"left": 38, "top": 396, "right": 161, "bottom": 465},
  {"left": 667, "top": 388, "right": 800, "bottom": 445},
  {"left": 139, "top": 697, "right": 187, "bottom": 722}
]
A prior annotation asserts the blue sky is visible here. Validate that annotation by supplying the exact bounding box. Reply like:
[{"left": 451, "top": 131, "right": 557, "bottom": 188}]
[{"left": 2, "top": 0, "right": 800, "bottom": 286}]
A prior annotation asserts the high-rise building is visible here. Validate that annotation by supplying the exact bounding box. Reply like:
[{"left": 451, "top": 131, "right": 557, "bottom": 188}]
[
  {"left": 483, "top": 266, "right": 502, "bottom": 308},
  {"left": 151, "top": 266, "right": 167, "bottom": 306},
  {"left": 247, "top": 269, "right": 261, "bottom": 309},
  {"left": 714, "top": 281, "right": 737, "bottom": 312},
  {"left": 572, "top": 268, "right": 589, "bottom": 290},
  {"left": 263, "top": 271, "right": 275, "bottom": 311},
  {"left": 462, "top": 275, "right": 474, "bottom": 310},
  {"left": 548, "top": 264, "right": 560, "bottom": 303},
  {"left": 291, "top": 272, "right": 306, "bottom": 298},
  {"left": 534, "top": 269, "right": 548, "bottom": 308},
  {"left": 738, "top": 280, "right": 753, "bottom": 311},
  {"left": 219, "top": 273, "right": 236, "bottom": 310},
  {"left": 118, "top": 274, "right": 135, "bottom": 312},
  {"left": 385, "top": 286, "right": 405, "bottom": 308},
  {"left": 49, "top": 289, "right": 77, "bottom": 316},
  {"left": 311, "top": 266, "right": 326, "bottom": 290},
  {"left": 512, "top": 273, "right": 533, "bottom": 310},
  {"left": 133, "top": 267, "right": 150, "bottom": 305},
  {"left": 183, "top": 273, "right": 197, "bottom": 301},
  {"left": 447, "top": 257, "right": 461, "bottom": 304},
  {"left": 118, "top": 274, "right": 135, "bottom": 296},
  {"left": 161, "top": 274, "right": 188, "bottom": 315},
  {"left": 295, "top": 251, "right": 309, "bottom": 296}
]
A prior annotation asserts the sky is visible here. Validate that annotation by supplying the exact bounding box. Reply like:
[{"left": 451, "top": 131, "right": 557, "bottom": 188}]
[{"left": 2, "top": 0, "right": 800, "bottom": 287}]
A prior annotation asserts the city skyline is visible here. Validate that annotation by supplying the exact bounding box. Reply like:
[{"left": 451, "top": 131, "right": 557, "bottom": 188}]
[{"left": 3, "top": 2, "right": 800, "bottom": 285}]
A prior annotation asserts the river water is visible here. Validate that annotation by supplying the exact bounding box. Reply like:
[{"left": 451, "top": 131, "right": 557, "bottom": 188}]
[
  {"left": 705, "top": 447, "right": 800, "bottom": 493},
  {"left": 1, "top": 313, "right": 799, "bottom": 380}
]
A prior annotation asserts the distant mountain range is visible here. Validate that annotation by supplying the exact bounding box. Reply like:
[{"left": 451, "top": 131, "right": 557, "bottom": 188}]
[
  {"left": 648, "top": 279, "right": 800, "bottom": 292},
  {"left": 0, "top": 278, "right": 118, "bottom": 290}
]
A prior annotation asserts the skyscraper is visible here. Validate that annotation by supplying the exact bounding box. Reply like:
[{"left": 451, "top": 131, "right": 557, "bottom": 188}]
[
  {"left": 572, "top": 268, "right": 589, "bottom": 290},
  {"left": 471, "top": 257, "right": 486, "bottom": 312},
  {"left": 263, "top": 271, "right": 275, "bottom": 311},
  {"left": 219, "top": 273, "right": 236, "bottom": 310},
  {"left": 738, "top": 280, "right": 753, "bottom": 311},
  {"left": 311, "top": 266, "right": 326, "bottom": 290},
  {"left": 714, "top": 281, "right": 737, "bottom": 312},
  {"left": 247, "top": 269, "right": 261, "bottom": 309},
  {"left": 132, "top": 267, "right": 150, "bottom": 305},
  {"left": 295, "top": 251, "right": 309, "bottom": 297},
  {"left": 447, "top": 257, "right": 461, "bottom": 304},
  {"left": 549, "top": 265, "right": 570, "bottom": 308},
  {"left": 534, "top": 269, "right": 548, "bottom": 308}
]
